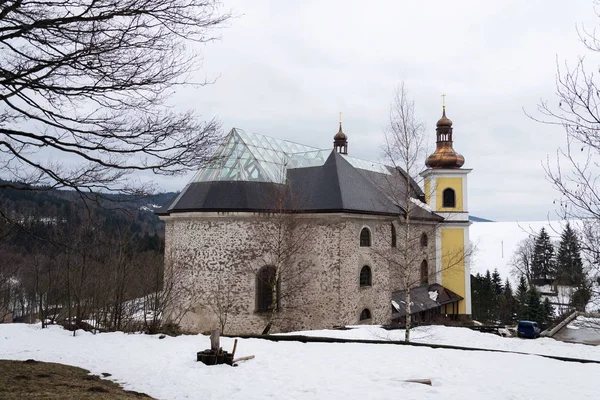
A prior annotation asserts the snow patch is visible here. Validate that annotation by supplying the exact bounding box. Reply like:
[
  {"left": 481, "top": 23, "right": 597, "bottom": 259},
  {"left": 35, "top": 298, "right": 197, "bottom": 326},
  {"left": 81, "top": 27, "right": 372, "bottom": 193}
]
[
  {"left": 410, "top": 197, "right": 432, "bottom": 212},
  {"left": 0, "top": 323, "right": 598, "bottom": 399}
]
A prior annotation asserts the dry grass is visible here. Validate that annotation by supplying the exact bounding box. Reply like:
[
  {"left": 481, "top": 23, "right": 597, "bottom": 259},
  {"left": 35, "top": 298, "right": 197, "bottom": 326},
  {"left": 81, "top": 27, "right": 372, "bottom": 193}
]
[{"left": 0, "top": 359, "right": 154, "bottom": 399}]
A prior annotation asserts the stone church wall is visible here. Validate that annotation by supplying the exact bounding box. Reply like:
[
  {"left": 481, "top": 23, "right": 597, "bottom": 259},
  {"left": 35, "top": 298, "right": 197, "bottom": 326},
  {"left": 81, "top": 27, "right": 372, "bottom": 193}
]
[
  {"left": 162, "top": 212, "right": 440, "bottom": 334},
  {"left": 336, "top": 217, "right": 392, "bottom": 326},
  {"left": 334, "top": 217, "right": 439, "bottom": 326},
  {"left": 163, "top": 212, "right": 345, "bottom": 335}
]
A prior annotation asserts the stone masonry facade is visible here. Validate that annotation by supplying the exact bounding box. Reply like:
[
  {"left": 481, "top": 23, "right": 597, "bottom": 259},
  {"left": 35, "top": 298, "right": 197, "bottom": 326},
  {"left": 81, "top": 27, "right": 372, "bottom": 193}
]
[{"left": 162, "top": 211, "right": 437, "bottom": 335}]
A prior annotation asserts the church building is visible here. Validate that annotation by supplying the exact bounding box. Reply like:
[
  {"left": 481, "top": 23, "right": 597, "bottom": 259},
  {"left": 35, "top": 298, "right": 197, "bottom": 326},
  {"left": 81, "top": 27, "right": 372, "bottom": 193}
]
[{"left": 157, "top": 106, "right": 472, "bottom": 334}]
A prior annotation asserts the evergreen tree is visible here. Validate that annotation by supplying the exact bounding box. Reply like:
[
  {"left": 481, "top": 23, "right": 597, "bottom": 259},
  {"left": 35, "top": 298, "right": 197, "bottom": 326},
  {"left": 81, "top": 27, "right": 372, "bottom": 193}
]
[
  {"left": 499, "top": 278, "right": 516, "bottom": 324},
  {"left": 524, "top": 287, "right": 544, "bottom": 322},
  {"left": 492, "top": 268, "right": 503, "bottom": 296},
  {"left": 556, "top": 222, "right": 584, "bottom": 286},
  {"left": 543, "top": 297, "right": 555, "bottom": 325},
  {"left": 571, "top": 286, "right": 592, "bottom": 312},
  {"left": 482, "top": 270, "right": 494, "bottom": 322},
  {"left": 488, "top": 269, "right": 503, "bottom": 322},
  {"left": 532, "top": 228, "right": 556, "bottom": 282},
  {"left": 471, "top": 273, "right": 484, "bottom": 321},
  {"left": 515, "top": 275, "right": 529, "bottom": 321}
]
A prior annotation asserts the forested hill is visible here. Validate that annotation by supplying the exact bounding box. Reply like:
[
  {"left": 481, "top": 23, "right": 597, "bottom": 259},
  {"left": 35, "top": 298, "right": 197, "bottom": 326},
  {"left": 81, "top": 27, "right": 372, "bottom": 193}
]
[
  {"left": 0, "top": 183, "right": 177, "bottom": 236},
  {"left": 0, "top": 185, "right": 178, "bottom": 328}
]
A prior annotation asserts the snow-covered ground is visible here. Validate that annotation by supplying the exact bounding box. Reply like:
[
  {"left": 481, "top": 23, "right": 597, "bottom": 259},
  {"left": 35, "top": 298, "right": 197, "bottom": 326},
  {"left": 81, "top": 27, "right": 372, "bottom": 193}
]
[
  {"left": 469, "top": 220, "right": 566, "bottom": 281},
  {"left": 1, "top": 323, "right": 599, "bottom": 400},
  {"left": 282, "top": 324, "right": 600, "bottom": 361}
]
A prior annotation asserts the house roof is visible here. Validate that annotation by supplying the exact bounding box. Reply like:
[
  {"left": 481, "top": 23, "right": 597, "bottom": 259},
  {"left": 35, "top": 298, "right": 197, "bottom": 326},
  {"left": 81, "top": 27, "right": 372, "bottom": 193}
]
[
  {"left": 157, "top": 129, "right": 442, "bottom": 221},
  {"left": 391, "top": 283, "right": 463, "bottom": 318}
]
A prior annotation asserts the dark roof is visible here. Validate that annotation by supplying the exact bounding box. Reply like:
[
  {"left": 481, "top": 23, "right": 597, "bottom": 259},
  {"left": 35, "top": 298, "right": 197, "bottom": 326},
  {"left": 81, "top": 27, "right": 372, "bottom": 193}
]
[
  {"left": 155, "top": 181, "right": 286, "bottom": 214},
  {"left": 157, "top": 150, "right": 441, "bottom": 221},
  {"left": 392, "top": 283, "right": 463, "bottom": 318},
  {"left": 286, "top": 151, "right": 399, "bottom": 214}
]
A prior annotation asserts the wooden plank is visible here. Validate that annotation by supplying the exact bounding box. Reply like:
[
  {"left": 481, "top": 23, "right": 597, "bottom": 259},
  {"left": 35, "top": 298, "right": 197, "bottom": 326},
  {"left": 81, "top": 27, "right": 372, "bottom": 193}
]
[{"left": 232, "top": 355, "right": 255, "bottom": 363}]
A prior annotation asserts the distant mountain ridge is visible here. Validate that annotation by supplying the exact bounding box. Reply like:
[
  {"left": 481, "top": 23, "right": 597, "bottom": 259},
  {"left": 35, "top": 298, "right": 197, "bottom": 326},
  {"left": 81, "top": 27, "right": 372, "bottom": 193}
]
[
  {"left": 0, "top": 182, "right": 178, "bottom": 236},
  {"left": 470, "top": 216, "right": 493, "bottom": 222}
]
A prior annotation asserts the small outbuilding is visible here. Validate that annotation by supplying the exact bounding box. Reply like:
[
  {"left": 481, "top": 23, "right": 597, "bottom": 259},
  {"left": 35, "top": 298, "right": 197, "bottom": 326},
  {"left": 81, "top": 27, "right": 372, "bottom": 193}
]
[{"left": 392, "top": 283, "right": 463, "bottom": 324}]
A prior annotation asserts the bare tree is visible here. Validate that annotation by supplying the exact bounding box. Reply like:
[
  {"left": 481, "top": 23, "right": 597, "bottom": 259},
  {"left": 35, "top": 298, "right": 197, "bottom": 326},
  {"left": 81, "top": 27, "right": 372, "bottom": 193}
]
[
  {"left": 379, "top": 83, "right": 430, "bottom": 342},
  {"left": 206, "top": 276, "right": 235, "bottom": 335},
  {"left": 247, "top": 186, "right": 315, "bottom": 334},
  {"left": 532, "top": 4, "right": 600, "bottom": 304},
  {"left": 158, "top": 247, "right": 210, "bottom": 331},
  {"left": 0, "top": 218, "right": 18, "bottom": 322},
  {"left": 0, "top": 249, "right": 18, "bottom": 323},
  {"left": 379, "top": 83, "right": 472, "bottom": 342},
  {"left": 510, "top": 236, "right": 536, "bottom": 285},
  {"left": 0, "top": 0, "right": 229, "bottom": 198}
]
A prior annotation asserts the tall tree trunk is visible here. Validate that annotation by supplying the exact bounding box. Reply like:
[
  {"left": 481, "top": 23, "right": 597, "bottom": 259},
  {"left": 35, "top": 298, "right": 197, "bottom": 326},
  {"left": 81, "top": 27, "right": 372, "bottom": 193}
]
[
  {"left": 404, "top": 205, "right": 412, "bottom": 343},
  {"left": 404, "top": 289, "right": 411, "bottom": 342}
]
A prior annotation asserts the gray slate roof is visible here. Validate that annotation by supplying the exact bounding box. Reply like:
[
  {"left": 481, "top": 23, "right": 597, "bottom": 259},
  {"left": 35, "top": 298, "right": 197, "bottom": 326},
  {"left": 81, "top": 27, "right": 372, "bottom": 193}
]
[
  {"left": 157, "top": 150, "right": 441, "bottom": 221},
  {"left": 392, "top": 283, "right": 463, "bottom": 318}
]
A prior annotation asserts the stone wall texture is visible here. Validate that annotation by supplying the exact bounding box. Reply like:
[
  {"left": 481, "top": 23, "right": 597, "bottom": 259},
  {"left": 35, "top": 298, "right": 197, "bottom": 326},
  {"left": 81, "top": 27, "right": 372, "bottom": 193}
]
[{"left": 162, "top": 212, "right": 436, "bottom": 334}]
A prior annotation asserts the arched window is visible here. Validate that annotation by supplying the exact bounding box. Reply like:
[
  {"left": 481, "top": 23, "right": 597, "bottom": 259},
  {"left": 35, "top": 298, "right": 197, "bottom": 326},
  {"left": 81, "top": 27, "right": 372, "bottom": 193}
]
[
  {"left": 256, "top": 266, "right": 278, "bottom": 312},
  {"left": 360, "top": 227, "right": 371, "bottom": 247},
  {"left": 420, "top": 233, "right": 428, "bottom": 247},
  {"left": 360, "top": 308, "right": 372, "bottom": 321},
  {"left": 420, "top": 260, "right": 428, "bottom": 284},
  {"left": 359, "top": 266, "right": 372, "bottom": 287},
  {"left": 442, "top": 188, "right": 456, "bottom": 208},
  {"left": 391, "top": 223, "right": 397, "bottom": 248}
]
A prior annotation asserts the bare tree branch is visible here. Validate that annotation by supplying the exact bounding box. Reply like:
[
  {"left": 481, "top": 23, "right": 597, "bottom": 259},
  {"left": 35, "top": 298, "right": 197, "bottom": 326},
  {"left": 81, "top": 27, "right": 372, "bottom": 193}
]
[{"left": 0, "top": 0, "right": 229, "bottom": 197}]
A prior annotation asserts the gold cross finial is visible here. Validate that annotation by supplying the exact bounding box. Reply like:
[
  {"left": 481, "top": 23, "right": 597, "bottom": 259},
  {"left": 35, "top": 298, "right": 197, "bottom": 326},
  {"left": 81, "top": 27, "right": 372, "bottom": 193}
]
[
  {"left": 339, "top": 111, "right": 342, "bottom": 125},
  {"left": 442, "top": 93, "right": 447, "bottom": 110}
]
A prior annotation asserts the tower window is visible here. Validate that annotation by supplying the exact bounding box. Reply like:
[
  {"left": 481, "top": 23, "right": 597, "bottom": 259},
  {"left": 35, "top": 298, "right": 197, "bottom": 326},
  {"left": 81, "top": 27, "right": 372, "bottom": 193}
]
[
  {"left": 359, "top": 308, "right": 372, "bottom": 321},
  {"left": 391, "top": 223, "right": 397, "bottom": 248},
  {"left": 442, "top": 188, "right": 456, "bottom": 208},
  {"left": 420, "top": 260, "right": 429, "bottom": 284},
  {"left": 256, "top": 266, "right": 278, "bottom": 312},
  {"left": 420, "top": 233, "right": 428, "bottom": 247},
  {"left": 360, "top": 227, "right": 371, "bottom": 247},
  {"left": 359, "top": 266, "right": 372, "bottom": 287}
]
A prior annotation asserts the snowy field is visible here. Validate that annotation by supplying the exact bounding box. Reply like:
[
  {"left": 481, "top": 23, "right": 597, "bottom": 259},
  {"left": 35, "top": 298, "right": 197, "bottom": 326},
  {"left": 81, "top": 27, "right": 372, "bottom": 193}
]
[
  {"left": 1, "top": 324, "right": 599, "bottom": 400},
  {"left": 469, "top": 220, "right": 566, "bottom": 281},
  {"left": 282, "top": 324, "right": 600, "bottom": 361}
]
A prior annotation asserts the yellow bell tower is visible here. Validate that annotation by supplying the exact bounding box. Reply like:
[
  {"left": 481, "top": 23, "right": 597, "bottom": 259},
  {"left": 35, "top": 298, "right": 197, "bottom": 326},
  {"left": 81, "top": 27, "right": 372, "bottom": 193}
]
[{"left": 420, "top": 102, "right": 472, "bottom": 317}]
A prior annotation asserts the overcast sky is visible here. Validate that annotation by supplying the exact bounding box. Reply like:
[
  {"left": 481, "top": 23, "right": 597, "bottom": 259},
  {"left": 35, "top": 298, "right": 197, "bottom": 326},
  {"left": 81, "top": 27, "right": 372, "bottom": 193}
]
[{"left": 159, "top": 0, "right": 600, "bottom": 222}]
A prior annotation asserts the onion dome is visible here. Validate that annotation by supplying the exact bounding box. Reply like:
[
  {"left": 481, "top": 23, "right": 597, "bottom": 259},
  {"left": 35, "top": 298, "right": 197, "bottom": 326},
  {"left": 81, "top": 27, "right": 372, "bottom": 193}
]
[
  {"left": 436, "top": 109, "right": 453, "bottom": 127},
  {"left": 333, "top": 121, "right": 348, "bottom": 155},
  {"left": 425, "top": 108, "right": 465, "bottom": 169},
  {"left": 334, "top": 123, "right": 347, "bottom": 140}
]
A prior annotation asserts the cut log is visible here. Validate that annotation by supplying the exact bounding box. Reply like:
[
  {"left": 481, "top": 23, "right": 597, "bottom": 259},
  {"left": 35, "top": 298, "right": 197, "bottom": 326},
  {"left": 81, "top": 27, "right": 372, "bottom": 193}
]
[
  {"left": 232, "top": 355, "right": 255, "bottom": 363},
  {"left": 404, "top": 379, "right": 432, "bottom": 386},
  {"left": 210, "top": 329, "right": 220, "bottom": 352}
]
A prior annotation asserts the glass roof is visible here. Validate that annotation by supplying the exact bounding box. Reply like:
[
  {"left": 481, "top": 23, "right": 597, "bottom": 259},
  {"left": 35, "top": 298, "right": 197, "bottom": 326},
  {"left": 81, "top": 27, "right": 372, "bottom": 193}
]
[
  {"left": 343, "top": 156, "right": 391, "bottom": 176},
  {"left": 191, "top": 128, "right": 390, "bottom": 184}
]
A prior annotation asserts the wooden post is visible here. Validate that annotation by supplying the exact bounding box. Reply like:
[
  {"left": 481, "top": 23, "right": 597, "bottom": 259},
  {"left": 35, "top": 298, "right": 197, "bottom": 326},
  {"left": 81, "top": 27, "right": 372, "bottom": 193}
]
[
  {"left": 232, "top": 339, "right": 238, "bottom": 358},
  {"left": 210, "top": 329, "right": 220, "bottom": 352}
]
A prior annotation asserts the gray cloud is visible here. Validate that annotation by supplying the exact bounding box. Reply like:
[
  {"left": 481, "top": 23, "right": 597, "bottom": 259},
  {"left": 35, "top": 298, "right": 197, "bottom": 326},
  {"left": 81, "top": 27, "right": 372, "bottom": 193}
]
[{"left": 156, "top": 0, "right": 600, "bottom": 221}]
